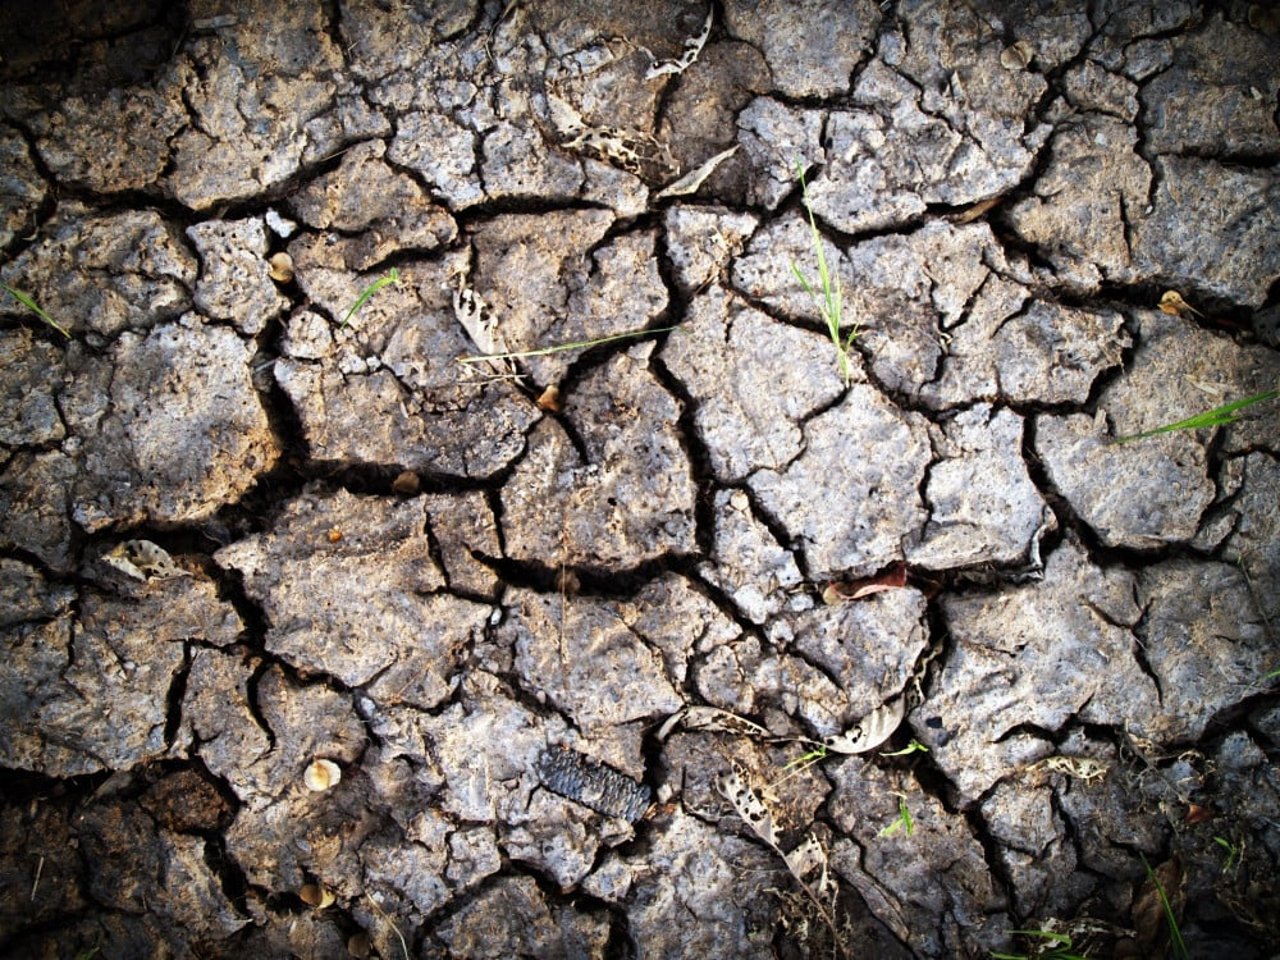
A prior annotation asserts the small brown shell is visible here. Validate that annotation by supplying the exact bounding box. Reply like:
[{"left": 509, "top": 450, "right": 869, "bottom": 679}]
[{"left": 304, "top": 758, "right": 342, "bottom": 792}]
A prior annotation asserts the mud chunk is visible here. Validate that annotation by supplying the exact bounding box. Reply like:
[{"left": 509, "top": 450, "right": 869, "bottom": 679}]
[
  {"left": 908, "top": 405, "right": 1055, "bottom": 571},
  {"left": 1131, "top": 157, "right": 1280, "bottom": 308},
  {"left": 434, "top": 876, "right": 609, "bottom": 958},
  {"left": 747, "top": 385, "right": 931, "bottom": 581},
  {"left": 1, "top": 577, "right": 241, "bottom": 776},
  {"left": 662, "top": 285, "right": 843, "bottom": 483},
  {"left": 216, "top": 489, "right": 490, "bottom": 710},
  {"left": 470, "top": 210, "right": 666, "bottom": 385},
  {"left": 662, "top": 206, "right": 758, "bottom": 295},
  {"left": 1136, "top": 560, "right": 1274, "bottom": 744},
  {"left": 723, "top": 0, "right": 878, "bottom": 98},
  {"left": 288, "top": 140, "right": 457, "bottom": 270},
  {"left": 916, "top": 537, "right": 1156, "bottom": 800},
  {"left": 700, "top": 488, "right": 803, "bottom": 624},
  {"left": 0, "top": 205, "right": 196, "bottom": 337},
  {"left": 828, "top": 760, "right": 1009, "bottom": 958},
  {"left": 0, "top": 125, "right": 46, "bottom": 247},
  {"left": 276, "top": 250, "right": 536, "bottom": 478},
  {"left": 66, "top": 320, "right": 279, "bottom": 532},
  {"left": 1004, "top": 115, "right": 1151, "bottom": 294},
  {"left": 187, "top": 217, "right": 288, "bottom": 335},
  {"left": 1035, "top": 411, "right": 1212, "bottom": 549},
  {"left": 500, "top": 345, "right": 695, "bottom": 567}
]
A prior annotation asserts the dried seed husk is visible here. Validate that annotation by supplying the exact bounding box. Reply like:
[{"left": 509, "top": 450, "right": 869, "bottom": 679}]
[
  {"left": 304, "top": 758, "right": 342, "bottom": 792},
  {"left": 268, "top": 252, "right": 295, "bottom": 283}
]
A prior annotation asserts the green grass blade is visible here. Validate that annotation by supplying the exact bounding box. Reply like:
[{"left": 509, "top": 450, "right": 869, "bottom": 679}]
[
  {"left": 457, "top": 325, "right": 678, "bottom": 364},
  {"left": 1140, "top": 853, "right": 1189, "bottom": 960},
  {"left": 340, "top": 267, "right": 400, "bottom": 327},
  {"left": 2, "top": 283, "right": 71, "bottom": 338},
  {"left": 1114, "top": 389, "right": 1278, "bottom": 443}
]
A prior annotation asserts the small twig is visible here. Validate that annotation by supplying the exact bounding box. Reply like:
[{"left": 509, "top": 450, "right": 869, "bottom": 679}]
[
  {"left": 365, "top": 892, "right": 410, "bottom": 960},
  {"left": 457, "top": 325, "right": 677, "bottom": 364},
  {"left": 31, "top": 855, "right": 44, "bottom": 901}
]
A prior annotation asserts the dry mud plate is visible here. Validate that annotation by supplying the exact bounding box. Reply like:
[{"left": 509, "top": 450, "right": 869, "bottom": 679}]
[{"left": 2, "top": 1, "right": 1280, "bottom": 958}]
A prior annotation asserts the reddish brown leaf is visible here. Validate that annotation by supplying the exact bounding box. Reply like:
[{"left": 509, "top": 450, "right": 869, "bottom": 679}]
[
  {"left": 823, "top": 564, "right": 908, "bottom": 605},
  {"left": 1185, "top": 803, "right": 1214, "bottom": 824}
]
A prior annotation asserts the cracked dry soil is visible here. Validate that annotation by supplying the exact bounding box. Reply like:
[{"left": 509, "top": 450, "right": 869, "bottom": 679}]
[{"left": 1, "top": 1, "right": 1279, "bottom": 958}]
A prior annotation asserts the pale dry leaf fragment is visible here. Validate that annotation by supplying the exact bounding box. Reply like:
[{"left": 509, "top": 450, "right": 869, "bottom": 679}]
[
  {"left": 304, "top": 758, "right": 342, "bottom": 792},
  {"left": 785, "top": 834, "right": 836, "bottom": 901},
  {"left": 657, "top": 706, "right": 773, "bottom": 741},
  {"left": 101, "top": 540, "right": 188, "bottom": 581},
  {"left": 715, "top": 761, "right": 778, "bottom": 847},
  {"left": 654, "top": 145, "right": 739, "bottom": 200},
  {"left": 1034, "top": 755, "right": 1109, "bottom": 783},
  {"left": 823, "top": 698, "right": 905, "bottom": 755},
  {"left": 645, "top": 6, "right": 713, "bottom": 79}
]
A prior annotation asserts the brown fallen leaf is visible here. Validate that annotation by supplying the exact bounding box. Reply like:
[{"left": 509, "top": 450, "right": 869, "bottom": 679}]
[
  {"left": 1131, "top": 856, "right": 1185, "bottom": 956},
  {"left": 823, "top": 563, "right": 908, "bottom": 605},
  {"left": 1185, "top": 802, "right": 1214, "bottom": 824}
]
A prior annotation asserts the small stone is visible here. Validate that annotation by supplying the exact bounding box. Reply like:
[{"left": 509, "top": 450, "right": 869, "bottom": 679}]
[{"left": 303, "top": 758, "right": 341, "bottom": 792}]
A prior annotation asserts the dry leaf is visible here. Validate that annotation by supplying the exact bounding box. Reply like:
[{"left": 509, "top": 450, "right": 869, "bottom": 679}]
[
  {"left": 715, "top": 761, "right": 778, "bottom": 848},
  {"left": 391, "top": 470, "right": 420, "bottom": 495},
  {"left": 1184, "top": 803, "right": 1213, "bottom": 824},
  {"left": 101, "top": 540, "right": 188, "bottom": 581},
  {"left": 654, "top": 146, "right": 739, "bottom": 200},
  {"left": 268, "top": 252, "right": 294, "bottom": 283},
  {"left": 1131, "top": 857, "right": 1184, "bottom": 954},
  {"left": 822, "top": 563, "right": 908, "bottom": 604},
  {"left": 823, "top": 697, "right": 905, "bottom": 755},
  {"left": 657, "top": 706, "right": 773, "bottom": 741}
]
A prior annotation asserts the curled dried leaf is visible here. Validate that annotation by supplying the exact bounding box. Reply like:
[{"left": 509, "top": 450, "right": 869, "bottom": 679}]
[
  {"left": 391, "top": 471, "right": 420, "bottom": 495},
  {"left": 823, "top": 563, "right": 908, "bottom": 604},
  {"left": 823, "top": 698, "right": 905, "bottom": 755},
  {"left": 536, "top": 384, "right": 563, "bottom": 412}
]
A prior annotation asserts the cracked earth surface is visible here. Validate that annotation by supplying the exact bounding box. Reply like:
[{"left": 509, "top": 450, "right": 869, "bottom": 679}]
[{"left": 1, "top": 1, "right": 1279, "bottom": 957}]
